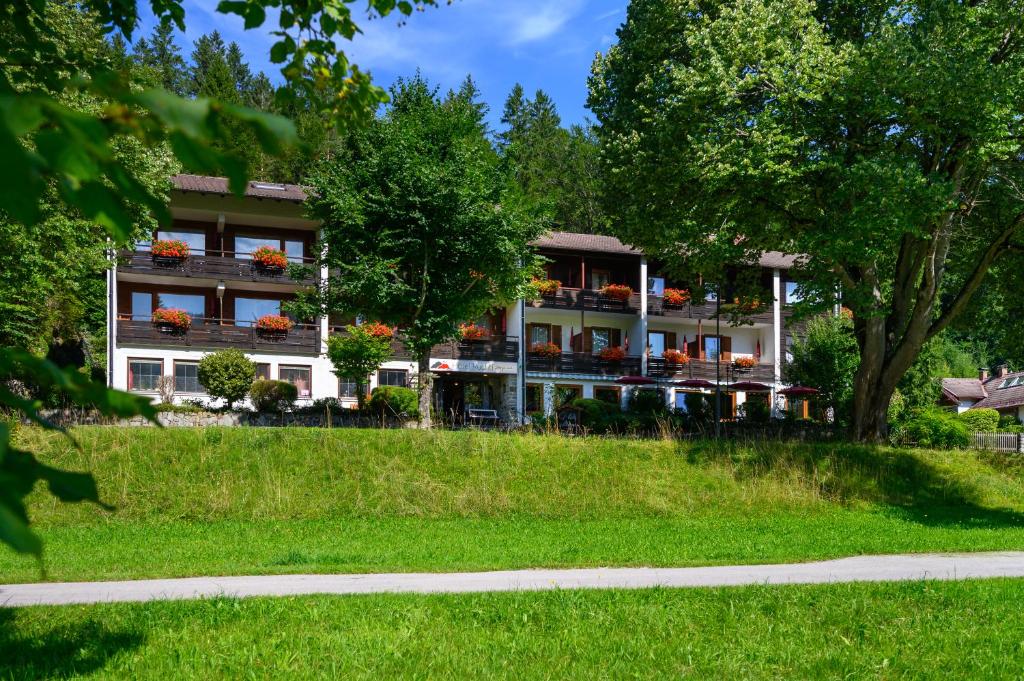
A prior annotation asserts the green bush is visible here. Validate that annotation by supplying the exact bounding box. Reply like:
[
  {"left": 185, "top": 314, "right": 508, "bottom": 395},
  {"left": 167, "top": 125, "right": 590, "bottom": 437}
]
[
  {"left": 999, "top": 413, "right": 1022, "bottom": 430},
  {"left": 957, "top": 408, "right": 1000, "bottom": 433},
  {"left": 249, "top": 379, "right": 298, "bottom": 413},
  {"left": 197, "top": 349, "right": 255, "bottom": 409},
  {"left": 570, "top": 397, "right": 624, "bottom": 434},
  {"left": 740, "top": 399, "right": 771, "bottom": 424},
  {"left": 154, "top": 402, "right": 205, "bottom": 414},
  {"left": 901, "top": 407, "right": 970, "bottom": 449},
  {"left": 369, "top": 386, "right": 419, "bottom": 418}
]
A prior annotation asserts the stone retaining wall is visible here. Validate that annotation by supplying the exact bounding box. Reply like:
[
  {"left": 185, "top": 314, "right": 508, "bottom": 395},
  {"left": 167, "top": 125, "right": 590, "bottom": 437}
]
[{"left": 38, "top": 409, "right": 414, "bottom": 429}]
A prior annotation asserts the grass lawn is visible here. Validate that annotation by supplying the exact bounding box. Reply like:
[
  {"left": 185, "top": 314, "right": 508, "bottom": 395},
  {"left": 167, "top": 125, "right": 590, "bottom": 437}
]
[
  {"left": 3, "top": 426, "right": 1024, "bottom": 582},
  {"left": 4, "top": 579, "right": 1024, "bottom": 679}
]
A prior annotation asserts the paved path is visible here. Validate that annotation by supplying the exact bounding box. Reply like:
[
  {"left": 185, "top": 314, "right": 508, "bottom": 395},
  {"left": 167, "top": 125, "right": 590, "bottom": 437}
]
[{"left": 4, "top": 552, "right": 1024, "bottom": 608}]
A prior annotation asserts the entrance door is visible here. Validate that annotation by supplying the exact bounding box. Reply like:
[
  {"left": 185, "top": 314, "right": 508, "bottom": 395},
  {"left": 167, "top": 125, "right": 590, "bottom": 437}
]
[{"left": 437, "top": 379, "right": 465, "bottom": 422}]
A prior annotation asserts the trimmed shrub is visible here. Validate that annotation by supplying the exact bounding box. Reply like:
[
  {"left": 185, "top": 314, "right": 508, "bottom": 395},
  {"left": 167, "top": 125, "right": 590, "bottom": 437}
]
[
  {"left": 249, "top": 379, "right": 298, "bottom": 413},
  {"left": 570, "top": 397, "right": 624, "bottom": 434},
  {"left": 901, "top": 407, "right": 970, "bottom": 449},
  {"left": 740, "top": 398, "right": 771, "bottom": 424},
  {"left": 197, "top": 349, "right": 255, "bottom": 409},
  {"left": 369, "top": 386, "right": 419, "bottom": 418},
  {"left": 957, "top": 408, "right": 1000, "bottom": 433}
]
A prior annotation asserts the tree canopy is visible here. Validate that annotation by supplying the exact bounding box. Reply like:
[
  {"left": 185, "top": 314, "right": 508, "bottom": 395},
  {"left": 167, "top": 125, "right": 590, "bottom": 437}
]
[
  {"left": 307, "top": 75, "right": 544, "bottom": 426},
  {"left": 589, "top": 0, "right": 1024, "bottom": 441}
]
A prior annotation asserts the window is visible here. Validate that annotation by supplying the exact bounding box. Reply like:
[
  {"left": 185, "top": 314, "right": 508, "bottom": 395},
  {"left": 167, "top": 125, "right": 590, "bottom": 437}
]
[
  {"left": 156, "top": 229, "right": 206, "bottom": 254},
  {"left": 174, "top": 361, "right": 204, "bottom": 393},
  {"left": 591, "top": 269, "right": 611, "bottom": 290},
  {"left": 235, "top": 298, "right": 281, "bottom": 326},
  {"left": 525, "top": 383, "right": 544, "bottom": 413},
  {"left": 648, "top": 332, "right": 666, "bottom": 357},
  {"left": 591, "top": 328, "right": 611, "bottom": 353},
  {"left": 530, "top": 324, "right": 550, "bottom": 346},
  {"left": 156, "top": 293, "right": 206, "bottom": 319},
  {"left": 594, "top": 387, "right": 621, "bottom": 405},
  {"left": 705, "top": 336, "right": 721, "bottom": 362},
  {"left": 555, "top": 384, "right": 582, "bottom": 406},
  {"left": 279, "top": 365, "right": 312, "bottom": 398},
  {"left": 128, "top": 359, "right": 162, "bottom": 392},
  {"left": 378, "top": 369, "right": 408, "bottom": 388},
  {"left": 648, "top": 277, "right": 665, "bottom": 296},
  {"left": 235, "top": 234, "right": 306, "bottom": 262},
  {"left": 284, "top": 239, "right": 305, "bottom": 263},
  {"left": 339, "top": 377, "right": 360, "bottom": 398},
  {"left": 785, "top": 281, "right": 802, "bottom": 305},
  {"left": 131, "top": 291, "right": 152, "bottom": 320},
  {"left": 255, "top": 363, "right": 271, "bottom": 381}
]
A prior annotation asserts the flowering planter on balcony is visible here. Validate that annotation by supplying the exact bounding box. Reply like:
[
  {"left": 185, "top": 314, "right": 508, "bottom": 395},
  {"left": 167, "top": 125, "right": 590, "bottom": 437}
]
[
  {"left": 662, "top": 288, "right": 691, "bottom": 307},
  {"left": 150, "top": 239, "right": 190, "bottom": 267},
  {"left": 529, "top": 342, "right": 562, "bottom": 359},
  {"left": 662, "top": 349, "right": 689, "bottom": 366},
  {"left": 599, "top": 284, "right": 633, "bottom": 302},
  {"left": 459, "top": 323, "right": 488, "bottom": 341},
  {"left": 255, "top": 314, "right": 294, "bottom": 341},
  {"left": 151, "top": 308, "right": 191, "bottom": 335},
  {"left": 598, "top": 346, "right": 627, "bottom": 362},
  {"left": 251, "top": 246, "right": 289, "bottom": 275},
  {"left": 733, "top": 356, "right": 758, "bottom": 372}
]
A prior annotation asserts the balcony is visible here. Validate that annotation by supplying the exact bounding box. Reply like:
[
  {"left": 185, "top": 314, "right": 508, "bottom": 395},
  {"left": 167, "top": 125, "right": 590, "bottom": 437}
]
[
  {"left": 526, "top": 352, "right": 642, "bottom": 376},
  {"left": 328, "top": 329, "right": 518, "bottom": 363},
  {"left": 117, "top": 317, "right": 320, "bottom": 354},
  {"left": 648, "top": 296, "right": 774, "bottom": 324},
  {"left": 118, "top": 249, "right": 318, "bottom": 286},
  {"left": 647, "top": 357, "right": 775, "bottom": 382},
  {"left": 534, "top": 288, "right": 640, "bottom": 314}
]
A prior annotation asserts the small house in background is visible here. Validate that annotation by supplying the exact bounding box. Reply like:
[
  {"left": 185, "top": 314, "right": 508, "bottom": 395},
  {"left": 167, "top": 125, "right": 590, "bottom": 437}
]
[{"left": 940, "top": 365, "right": 1024, "bottom": 424}]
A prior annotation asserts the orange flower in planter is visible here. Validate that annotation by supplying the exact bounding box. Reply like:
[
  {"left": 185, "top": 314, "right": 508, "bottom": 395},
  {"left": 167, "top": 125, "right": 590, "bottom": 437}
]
[
  {"left": 256, "top": 314, "right": 294, "bottom": 332},
  {"left": 662, "top": 288, "right": 690, "bottom": 306},
  {"left": 252, "top": 246, "right": 289, "bottom": 269},
  {"left": 599, "top": 346, "right": 627, "bottom": 361},
  {"left": 599, "top": 284, "right": 633, "bottom": 301},
  {"left": 733, "top": 356, "right": 758, "bottom": 369},
  {"left": 151, "top": 308, "right": 192, "bottom": 329},
  {"left": 530, "top": 342, "right": 562, "bottom": 358},
  {"left": 662, "top": 349, "right": 689, "bottom": 365},
  {"left": 533, "top": 278, "right": 561, "bottom": 296},
  {"left": 151, "top": 239, "right": 190, "bottom": 259},
  {"left": 362, "top": 321, "right": 394, "bottom": 338},
  {"left": 459, "top": 323, "right": 488, "bottom": 340}
]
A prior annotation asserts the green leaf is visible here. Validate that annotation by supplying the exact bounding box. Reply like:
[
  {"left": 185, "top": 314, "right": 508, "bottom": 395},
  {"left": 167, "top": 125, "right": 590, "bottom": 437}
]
[
  {"left": 39, "top": 466, "right": 109, "bottom": 508},
  {"left": 0, "top": 502, "right": 41, "bottom": 556}
]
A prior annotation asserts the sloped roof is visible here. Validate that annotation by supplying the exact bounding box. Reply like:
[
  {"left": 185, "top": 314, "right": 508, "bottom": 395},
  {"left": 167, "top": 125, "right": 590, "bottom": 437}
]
[
  {"left": 531, "top": 231, "right": 641, "bottom": 255},
  {"left": 974, "top": 371, "right": 1024, "bottom": 411},
  {"left": 942, "top": 378, "right": 987, "bottom": 402},
  {"left": 171, "top": 174, "right": 308, "bottom": 202}
]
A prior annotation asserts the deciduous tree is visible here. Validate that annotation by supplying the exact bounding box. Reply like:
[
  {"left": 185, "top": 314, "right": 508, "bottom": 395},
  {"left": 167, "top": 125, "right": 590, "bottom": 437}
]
[{"left": 326, "top": 325, "right": 393, "bottom": 411}]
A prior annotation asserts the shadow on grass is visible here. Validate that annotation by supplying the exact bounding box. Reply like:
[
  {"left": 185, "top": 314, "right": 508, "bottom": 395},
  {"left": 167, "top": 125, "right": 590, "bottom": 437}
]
[
  {"left": 0, "top": 609, "right": 144, "bottom": 680},
  {"left": 684, "top": 439, "right": 1024, "bottom": 530}
]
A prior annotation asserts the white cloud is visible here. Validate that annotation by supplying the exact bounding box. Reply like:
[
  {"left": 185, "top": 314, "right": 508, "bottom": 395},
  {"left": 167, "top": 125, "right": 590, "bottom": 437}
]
[{"left": 504, "top": 2, "right": 583, "bottom": 45}]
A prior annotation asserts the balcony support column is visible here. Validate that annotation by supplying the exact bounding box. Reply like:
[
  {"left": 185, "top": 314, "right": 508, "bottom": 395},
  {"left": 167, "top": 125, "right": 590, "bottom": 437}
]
[
  {"left": 638, "top": 258, "right": 648, "bottom": 378},
  {"left": 772, "top": 267, "right": 783, "bottom": 417}
]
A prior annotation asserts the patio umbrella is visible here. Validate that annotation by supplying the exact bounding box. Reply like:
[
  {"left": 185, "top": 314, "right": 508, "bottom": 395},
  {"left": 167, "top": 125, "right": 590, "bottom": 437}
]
[
  {"left": 778, "top": 386, "right": 820, "bottom": 396},
  {"left": 728, "top": 381, "right": 772, "bottom": 392},
  {"left": 616, "top": 376, "right": 656, "bottom": 385},
  {"left": 674, "top": 378, "right": 715, "bottom": 389}
]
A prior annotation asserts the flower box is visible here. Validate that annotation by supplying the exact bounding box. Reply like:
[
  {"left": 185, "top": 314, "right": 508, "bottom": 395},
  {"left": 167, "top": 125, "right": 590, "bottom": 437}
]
[
  {"left": 151, "top": 308, "right": 191, "bottom": 334},
  {"left": 733, "top": 356, "right": 758, "bottom": 370},
  {"left": 256, "top": 314, "right": 294, "bottom": 340},
  {"left": 529, "top": 342, "right": 562, "bottom": 359},
  {"left": 662, "top": 288, "right": 690, "bottom": 307},
  {"left": 363, "top": 321, "right": 394, "bottom": 339},
  {"left": 534, "top": 278, "right": 561, "bottom": 297},
  {"left": 150, "top": 239, "right": 190, "bottom": 266},
  {"left": 598, "top": 346, "right": 626, "bottom": 362},
  {"left": 252, "top": 246, "right": 289, "bottom": 273},
  {"left": 599, "top": 284, "right": 633, "bottom": 302},
  {"left": 662, "top": 349, "right": 689, "bottom": 365},
  {"left": 459, "top": 323, "right": 488, "bottom": 341}
]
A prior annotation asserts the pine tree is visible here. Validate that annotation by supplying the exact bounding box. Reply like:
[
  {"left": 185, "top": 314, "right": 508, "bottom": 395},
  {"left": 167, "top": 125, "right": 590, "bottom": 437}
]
[
  {"left": 132, "top": 22, "right": 186, "bottom": 95},
  {"left": 189, "top": 31, "right": 235, "bottom": 100}
]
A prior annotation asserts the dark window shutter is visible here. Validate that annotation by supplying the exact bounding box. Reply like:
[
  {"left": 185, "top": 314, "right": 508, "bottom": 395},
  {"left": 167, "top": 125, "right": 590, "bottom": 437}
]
[
  {"left": 525, "top": 323, "right": 534, "bottom": 347},
  {"left": 552, "top": 325, "right": 562, "bottom": 350},
  {"left": 688, "top": 338, "right": 700, "bottom": 358},
  {"left": 666, "top": 332, "right": 677, "bottom": 350},
  {"left": 583, "top": 326, "right": 593, "bottom": 353},
  {"left": 611, "top": 328, "right": 622, "bottom": 347},
  {"left": 721, "top": 335, "right": 732, "bottom": 360}
]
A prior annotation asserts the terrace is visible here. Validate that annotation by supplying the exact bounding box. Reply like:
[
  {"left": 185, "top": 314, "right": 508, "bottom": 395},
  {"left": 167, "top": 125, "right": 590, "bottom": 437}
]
[
  {"left": 647, "top": 357, "right": 775, "bottom": 382},
  {"left": 526, "top": 352, "right": 643, "bottom": 376},
  {"left": 118, "top": 248, "right": 318, "bottom": 286},
  {"left": 328, "top": 328, "right": 519, "bottom": 363},
  {"left": 117, "top": 316, "right": 321, "bottom": 354}
]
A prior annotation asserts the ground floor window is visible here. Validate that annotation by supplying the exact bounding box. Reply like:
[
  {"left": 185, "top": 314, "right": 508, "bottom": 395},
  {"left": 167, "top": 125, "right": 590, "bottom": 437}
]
[
  {"left": 128, "top": 359, "right": 162, "bottom": 392},
  {"left": 378, "top": 369, "right": 408, "bottom": 388},
  {"left": 174, "top": 361, "right": 204, "bottom": 393},
  {"left": 525, "top": 383, "right": 544, "bottom": 413},
  {"left": 279, "top": 365, "right": 312, "bottom": 398},
  {"left": 554, "top": 384, "right": 582, "bottom": 409},
  {"left": 594, "top": 386, "right": 621, "bottom": 405},
  {"left": 339, "top": 377, "right": 360, "bottom": 398},
  {"left": 255, "top": 363, "right": 271, "bottom": 381}
]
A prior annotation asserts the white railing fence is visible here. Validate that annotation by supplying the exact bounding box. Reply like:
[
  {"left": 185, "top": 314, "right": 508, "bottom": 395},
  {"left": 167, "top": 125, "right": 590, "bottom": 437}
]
[{"left": 971, "top": 432, "right": 1024, "bottom": 453}]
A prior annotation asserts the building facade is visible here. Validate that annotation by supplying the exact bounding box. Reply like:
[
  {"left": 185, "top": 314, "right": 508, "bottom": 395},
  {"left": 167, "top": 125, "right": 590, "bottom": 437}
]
[{"left": 108, "top": 175, "right": 806, "bottom": 422}]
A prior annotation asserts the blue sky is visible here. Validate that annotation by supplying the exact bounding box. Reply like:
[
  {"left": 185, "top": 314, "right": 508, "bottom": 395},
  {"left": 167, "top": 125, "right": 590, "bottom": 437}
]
[{"left": 136, "top": 1, "right": 628, "bottom": 130}]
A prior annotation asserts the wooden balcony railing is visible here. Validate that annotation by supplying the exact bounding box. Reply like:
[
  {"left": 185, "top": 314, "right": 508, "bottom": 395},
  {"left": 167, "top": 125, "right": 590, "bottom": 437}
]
[
  {"left": 117, "top": 316, "right": 320, "bottom": 354},
  {"left": 647, "top": 357, "right": 775, "bottom": 382},
  {"left": 648, "top": 297, "right": 774, "bottom": 323},
  {"left": 118, "top": 249, "right": 318, "bottom": 286},
  {"left": 534, "top": 288, "right": 640, "bottom": 314},
  {"left": 526, "top": 352, "right": 642, "bottom": 376},
  {"left": 328, "top": 329, "right": 519, "bottom": 363}
]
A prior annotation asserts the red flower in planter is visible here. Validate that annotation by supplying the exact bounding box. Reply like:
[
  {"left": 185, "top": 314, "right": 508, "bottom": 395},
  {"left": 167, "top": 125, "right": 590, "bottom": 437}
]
[
  {"left": 599, "top": 346, "right": 627, "bottom": 362},
  {"left": 733, "top": 356, "right": 758, "bottom": 369},
  {"left": 530, "top": 342, "right": 562, "bottom": 358},
  {"left": 362, "top": 321, "right": 394, "bottom": 339},
  {"left": 151, "top": 239, "right": 190, "bottom": 259},
  {"left": 662, "top": 288, "right": 690, "bottom": 306},
  {"left": 459, "top": 323, "right": 488, "bottom": 340},
  {"left": 662, "top": 349, "right": 689, "bottom": 365},
  {"left": 151, "top": 308, "right": 192, "bottom": 329},
  {"left": 256, "top": 314, "right": 294, "bottom": 332},
  {"left": 533, "top": 278, "right": 561, "bottom": 296},
  {"left": 599, "top": 284, "right": 633, "bottom": 301},
  {"left": 252, "top": 246, "right": 289, "bottom": 269}
]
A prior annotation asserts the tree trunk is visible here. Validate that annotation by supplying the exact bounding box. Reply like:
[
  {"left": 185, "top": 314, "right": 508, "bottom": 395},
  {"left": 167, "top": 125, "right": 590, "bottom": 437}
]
[
  {"left": 417, "top": 350, "right": 433, "bottom": 429},
  {"left": 356, "top": 380, "right": 367, "bottom": 412},
  {"left": 850, "top": 318, "right": 925, "bottom": 443}
]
